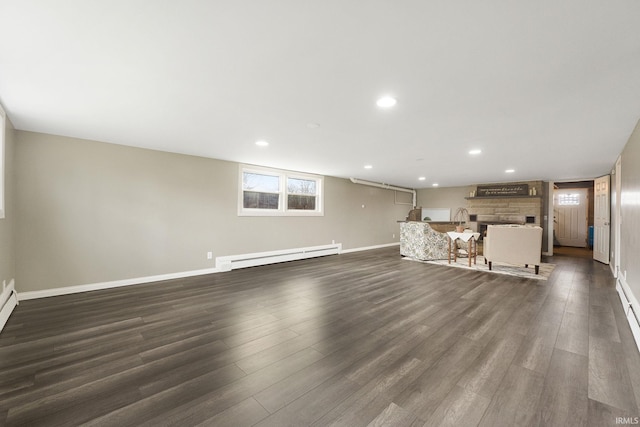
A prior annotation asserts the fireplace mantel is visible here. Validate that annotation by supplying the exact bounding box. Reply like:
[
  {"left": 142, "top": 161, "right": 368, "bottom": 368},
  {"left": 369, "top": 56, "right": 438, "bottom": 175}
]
[{"left": 465, "top": 195, "right": 542, "bottom": 200}]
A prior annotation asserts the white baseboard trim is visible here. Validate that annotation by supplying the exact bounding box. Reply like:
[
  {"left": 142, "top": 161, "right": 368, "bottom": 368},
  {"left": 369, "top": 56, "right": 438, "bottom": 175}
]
[
  {"left": 17, "top": 241, "right": 399, "bottom": 301},
  {"left": 617, "top": 273, "right": 640, "bottom": 353},
  {"left": 341, "top": 242, "right": 400, "bottom": 254},
  {"left": 18, "top": 267, "right": 221, "bottom": 301},
  {"left": 0, "top": 279, "right": 18, "bottom": 333}
]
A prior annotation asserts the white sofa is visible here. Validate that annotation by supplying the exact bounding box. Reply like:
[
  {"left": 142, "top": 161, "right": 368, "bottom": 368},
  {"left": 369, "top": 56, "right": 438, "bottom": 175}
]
[{"left": 484, "top": 225, "right": 543, "bottom": 274}]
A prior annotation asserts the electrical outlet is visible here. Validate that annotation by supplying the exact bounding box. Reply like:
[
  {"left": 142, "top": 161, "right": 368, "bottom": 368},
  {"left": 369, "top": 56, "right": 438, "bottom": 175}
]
[
  {"left": 332, "top": 239, "right": 335, "bottom": 244},
  {"left": 207, "top": 251, "right": 213, "bottom": 260}
]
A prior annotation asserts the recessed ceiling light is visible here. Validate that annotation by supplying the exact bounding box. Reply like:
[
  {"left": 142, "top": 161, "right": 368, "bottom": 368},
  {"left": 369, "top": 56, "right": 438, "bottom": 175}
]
[
  {"left": 376, "top": 96, "right": 397, "bottom": 108},
  {"left": 505, "top": 169, "right": 515, "bottom": 173},
  {"left": 418, "top": 177, "right": 426, "bottom": 181},
  {"left": 432, "top": 183, "right": 439, "bottom": 187},
  {"left": 469, "top": 149, "right": 482, "bottom": 155},
  {"left": 255, "top": 140, "right": 269, "bottom": 147},
  {"left": 364, "top": 165, "right": 373, "bottom": 169}
]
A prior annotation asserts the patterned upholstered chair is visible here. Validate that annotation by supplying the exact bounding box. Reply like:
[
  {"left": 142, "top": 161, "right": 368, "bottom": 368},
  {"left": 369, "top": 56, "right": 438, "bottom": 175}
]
[{"left": 400, "top": 221, "right": 450, "bottom": 261}]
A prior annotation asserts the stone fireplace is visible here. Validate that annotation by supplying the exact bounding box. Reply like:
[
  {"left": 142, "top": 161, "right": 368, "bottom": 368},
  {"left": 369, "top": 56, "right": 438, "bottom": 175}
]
[{"left": 466, "top": 181, "right": 544, "bottom": 240}]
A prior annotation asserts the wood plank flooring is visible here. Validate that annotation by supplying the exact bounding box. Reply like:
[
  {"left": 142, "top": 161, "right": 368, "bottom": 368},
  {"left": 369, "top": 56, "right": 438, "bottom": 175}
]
[{"left": 1, "top": 247, "right": 638, "bottom": 426}]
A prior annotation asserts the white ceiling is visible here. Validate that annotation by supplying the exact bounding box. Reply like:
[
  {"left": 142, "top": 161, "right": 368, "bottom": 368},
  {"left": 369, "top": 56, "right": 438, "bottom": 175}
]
[{"left": 1, "top": 1, "right": 639, "bottom": 188}]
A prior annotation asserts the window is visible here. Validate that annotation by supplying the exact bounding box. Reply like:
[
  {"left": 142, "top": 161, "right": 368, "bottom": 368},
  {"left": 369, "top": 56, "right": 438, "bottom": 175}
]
[
  {"left": 243, "top": 171, "right": 280, "bottom": 210},
  {"left": 239, "top": 165, "right": 323, "bottom": 216},
  {"left": 557, "top": 193, "right": 580, "bottom": 206},
  {"left": 0, "top": 103, "right": 5, "bottom": 219},
  {"left": 287, "top": 177, "right": 317, "bottom": 210}
]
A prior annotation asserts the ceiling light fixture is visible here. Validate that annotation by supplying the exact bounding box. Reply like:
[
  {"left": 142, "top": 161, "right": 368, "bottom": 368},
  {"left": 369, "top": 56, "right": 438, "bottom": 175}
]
[
  {"left": 432, "top": 183, "right": 439, "bottom": 187},
  {"left": 376, "top": 96, "right": 397, "bottom": 108},
  {"left": 469, "top": 149, "right": 482, "bottom": 155},
  {"left": 418, "top": 177, "right": 426, "bottom": 181},
  {"left": 505, "top": 169, "right": 515, "bottom": 173},
  {"left": 255, "top": 140, "right": 269, "bottom": 147},
  {"left": 364, "top": 165, "right": 373, "bottom": 169}
]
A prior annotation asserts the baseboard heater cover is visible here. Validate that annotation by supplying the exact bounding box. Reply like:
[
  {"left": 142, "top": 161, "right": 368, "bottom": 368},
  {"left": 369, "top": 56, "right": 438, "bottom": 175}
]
[
  {"left": 0, "top": 279, "right": 18, "bottom": 334},
  {"left": 216, "top": 243, "right": 342, "bottom": 272},
  {"left": 16, "top": 242, "right": 415, "bottom": 301},
  {"left": 617, "top": 274, "right": 640, "bottom": 353}
]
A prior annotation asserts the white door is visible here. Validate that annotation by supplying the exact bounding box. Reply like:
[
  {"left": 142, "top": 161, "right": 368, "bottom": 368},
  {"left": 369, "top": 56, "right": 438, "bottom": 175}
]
[
  {"left": 554, "top": 188, "right": 587, "bottom": 247},
  {"left": 614, "top": 158, "right": 621, "bottom": 275},
  {"left": 594, "top": 175, "right": 610, "bottom": 264}
]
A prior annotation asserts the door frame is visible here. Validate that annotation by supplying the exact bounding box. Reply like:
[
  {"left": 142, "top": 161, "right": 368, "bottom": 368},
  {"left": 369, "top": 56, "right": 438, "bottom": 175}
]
[
  {"left": 554, "top": 188, "right": 589, "bottom": 247},
  {"left": 552, "top": 180, "right": 595, "bottom": 251},
  {"left": 613, "top": 157, "right": 622, "bottom": 277}
]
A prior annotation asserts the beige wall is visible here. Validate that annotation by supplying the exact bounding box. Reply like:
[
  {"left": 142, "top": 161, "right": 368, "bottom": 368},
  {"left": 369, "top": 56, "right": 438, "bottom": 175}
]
[
  {"left": 620, "top": 119, "right": 640, "bottom": 303},
  {"left": 0, "top": 118, "right": 15, "bottom": 287},
  {"left": 13, "top": 121, "right": 640, "bottom": 297},
  {"left": 416, "top": 186, "right": 470, "bottom": 219},
  {"left": 15, "top": 131, "right": 408, "bottom": 292}
]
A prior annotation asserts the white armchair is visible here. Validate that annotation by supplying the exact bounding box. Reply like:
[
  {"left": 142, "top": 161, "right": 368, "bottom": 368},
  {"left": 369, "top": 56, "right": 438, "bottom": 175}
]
[{"left": 484, "top": 225, "right": 543, "bottom": 274}]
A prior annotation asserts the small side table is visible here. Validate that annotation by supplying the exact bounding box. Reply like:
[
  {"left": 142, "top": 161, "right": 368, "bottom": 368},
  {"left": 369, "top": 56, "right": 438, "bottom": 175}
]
[{"left": 446, "top": 231, "right": 481, "bottom": 267}]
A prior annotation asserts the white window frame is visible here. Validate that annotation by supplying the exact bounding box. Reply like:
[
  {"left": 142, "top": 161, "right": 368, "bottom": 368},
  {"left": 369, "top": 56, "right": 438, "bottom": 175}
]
[
  {"left": 557, "top": 193, "right": 581, "bottom": 206},
  {"left": 238, "top": 164, "right": 324, "bottom": 216},
  {"left": 0, "top": 103, "right": 5, "bottom": 219}
]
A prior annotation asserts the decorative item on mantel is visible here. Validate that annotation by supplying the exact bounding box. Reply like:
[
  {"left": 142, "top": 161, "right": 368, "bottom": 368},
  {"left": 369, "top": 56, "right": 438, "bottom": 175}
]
[{"left": 453, "top": 207, "right": 469, "bottom": 232}]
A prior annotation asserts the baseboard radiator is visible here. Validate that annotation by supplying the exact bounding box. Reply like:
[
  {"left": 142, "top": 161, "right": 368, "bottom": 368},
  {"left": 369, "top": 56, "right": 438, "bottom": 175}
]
[
  {"left": 216, "top": 243, "right": 342, "bottom": 272},
  {"left": 0, "top": 279, "right": 18, "bottom": 334},
  {"left": 616, "top": 274, "right": 640, "bottom": 353}
]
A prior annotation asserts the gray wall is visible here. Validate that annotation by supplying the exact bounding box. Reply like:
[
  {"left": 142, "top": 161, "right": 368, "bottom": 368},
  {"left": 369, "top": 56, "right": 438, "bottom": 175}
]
[
  {"left": 0, "top": 119, "right": 15, "bottom": 288},
  {"left": 416, "top": 186, "right": 470, "bottom": 220},
  {"left": 620, "top": 119, "right": 640, "bottom": 303},
  {"left": 15, "top": 131, "right": 408, "bottom": 293}
]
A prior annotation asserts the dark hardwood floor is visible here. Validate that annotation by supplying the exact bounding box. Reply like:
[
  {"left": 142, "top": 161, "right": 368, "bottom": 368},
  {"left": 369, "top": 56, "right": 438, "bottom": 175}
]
[{"left": 1, "top": 247, "right": 638, "bottom": 426}]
